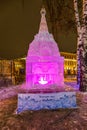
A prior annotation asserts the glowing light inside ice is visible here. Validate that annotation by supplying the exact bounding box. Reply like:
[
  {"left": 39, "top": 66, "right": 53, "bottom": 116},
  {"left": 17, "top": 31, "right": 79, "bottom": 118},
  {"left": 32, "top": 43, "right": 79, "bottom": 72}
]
[{"left": 39, "top": 77, "right": 48, "bottom": 85}]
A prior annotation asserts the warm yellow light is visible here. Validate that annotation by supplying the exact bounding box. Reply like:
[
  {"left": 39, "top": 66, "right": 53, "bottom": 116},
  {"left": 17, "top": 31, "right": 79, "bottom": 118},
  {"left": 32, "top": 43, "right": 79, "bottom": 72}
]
[{"left": 64, "top": 59, "right": 76, "bottom": 61}]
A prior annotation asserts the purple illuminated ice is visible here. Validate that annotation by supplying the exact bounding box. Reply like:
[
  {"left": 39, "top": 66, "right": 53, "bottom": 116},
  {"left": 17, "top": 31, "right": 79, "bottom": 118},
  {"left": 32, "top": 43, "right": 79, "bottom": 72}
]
[{"left": 26, "top": 8, "right": 64, "bottom": 90}]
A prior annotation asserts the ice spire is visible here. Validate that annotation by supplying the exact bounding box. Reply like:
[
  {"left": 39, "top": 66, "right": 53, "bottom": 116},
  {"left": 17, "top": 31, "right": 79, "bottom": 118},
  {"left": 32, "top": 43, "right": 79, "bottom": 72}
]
[{"left": 39, "top": 7, "right": 48, "bottom": 33}]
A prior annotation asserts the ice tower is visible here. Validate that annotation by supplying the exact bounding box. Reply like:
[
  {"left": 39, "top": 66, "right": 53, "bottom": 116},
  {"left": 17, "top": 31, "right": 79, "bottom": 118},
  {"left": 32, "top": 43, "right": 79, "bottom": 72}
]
[
  {"left": 26, "top": 8, "right": 64, "bottom": 90},
  {"left": 17, "top": 8, "right": 77, "bottom": 114}
]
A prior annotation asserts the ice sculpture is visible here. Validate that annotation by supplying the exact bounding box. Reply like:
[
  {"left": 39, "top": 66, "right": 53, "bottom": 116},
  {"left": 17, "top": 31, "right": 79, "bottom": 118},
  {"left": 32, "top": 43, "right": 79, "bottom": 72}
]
[{"left": 26, "top": 8, "right": 64, "bottom": 90}]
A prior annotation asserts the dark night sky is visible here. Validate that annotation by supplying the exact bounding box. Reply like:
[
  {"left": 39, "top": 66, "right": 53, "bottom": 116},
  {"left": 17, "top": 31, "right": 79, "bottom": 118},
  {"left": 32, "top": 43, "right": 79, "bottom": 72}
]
[{"left": 0, "top": 0, "right": 77, "bottom": 59}]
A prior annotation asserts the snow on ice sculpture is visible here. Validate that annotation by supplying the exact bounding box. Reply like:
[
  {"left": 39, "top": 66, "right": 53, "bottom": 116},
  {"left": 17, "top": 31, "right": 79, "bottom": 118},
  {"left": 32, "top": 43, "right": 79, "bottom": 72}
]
[{"left": 26, "top": 7, "right": 64, "bottom": 89}]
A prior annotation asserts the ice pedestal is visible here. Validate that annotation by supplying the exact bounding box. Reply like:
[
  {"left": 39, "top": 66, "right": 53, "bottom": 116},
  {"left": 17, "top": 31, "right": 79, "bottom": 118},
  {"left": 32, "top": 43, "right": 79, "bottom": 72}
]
[{"left": 17, "top": 92, "right": 77, "bottom": 114}]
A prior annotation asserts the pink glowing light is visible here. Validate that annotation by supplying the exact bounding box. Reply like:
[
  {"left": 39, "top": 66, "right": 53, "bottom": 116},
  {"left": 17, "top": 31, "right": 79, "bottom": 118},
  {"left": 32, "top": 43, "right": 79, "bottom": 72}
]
[{"left": 39, "top": 77, "right": 48, "bottom": 85}]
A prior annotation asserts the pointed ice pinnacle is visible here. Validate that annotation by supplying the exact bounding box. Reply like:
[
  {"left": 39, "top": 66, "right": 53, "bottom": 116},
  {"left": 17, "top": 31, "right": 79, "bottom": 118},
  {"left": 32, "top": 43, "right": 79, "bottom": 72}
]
[{"left": 39, "top": 7, "right": 48, "bottom": 33}]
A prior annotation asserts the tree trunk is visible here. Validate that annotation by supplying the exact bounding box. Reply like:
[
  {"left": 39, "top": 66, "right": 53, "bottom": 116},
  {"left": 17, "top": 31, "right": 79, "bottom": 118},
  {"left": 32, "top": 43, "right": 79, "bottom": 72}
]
[
  {"left": 80, "top": 0, "right": 87, "bottom": 91},
  {"left": 73, "top": 0, "right": 83, "bottom": 87},
  {"left": 74, "top": 0, "right": 87, "bottom": 91}
]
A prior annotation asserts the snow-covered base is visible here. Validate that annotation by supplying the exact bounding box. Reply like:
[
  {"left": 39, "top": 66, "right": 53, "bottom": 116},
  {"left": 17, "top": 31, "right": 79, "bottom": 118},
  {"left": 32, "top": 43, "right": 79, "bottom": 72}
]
[
  {"left": 0, "top": 81, "right": 79, "bottom": 101},
  {"left": 17, "top": 92, "right": 77, "bottom": 114},
  {"left": 21, "top": 81, "right": 79, "bottom": 93}
]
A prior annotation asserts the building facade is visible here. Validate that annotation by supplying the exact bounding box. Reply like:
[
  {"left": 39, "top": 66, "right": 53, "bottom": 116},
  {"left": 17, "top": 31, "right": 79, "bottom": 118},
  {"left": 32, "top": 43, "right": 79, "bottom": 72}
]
[
  {"left": 0, "top": 59, "right": 14, "bottom": 86},
  {"left": 60, "top": 52, "right": 77, "bottom": 75}
]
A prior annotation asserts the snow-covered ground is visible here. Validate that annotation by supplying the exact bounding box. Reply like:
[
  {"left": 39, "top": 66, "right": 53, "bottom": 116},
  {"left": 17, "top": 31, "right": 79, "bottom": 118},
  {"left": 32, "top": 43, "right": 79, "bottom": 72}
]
[
  {"left": 65, "top": 81, "right": 79, "bottom": 90},
  {"left": 0, "top": 85, "right": 21, "bottom": 101}
]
